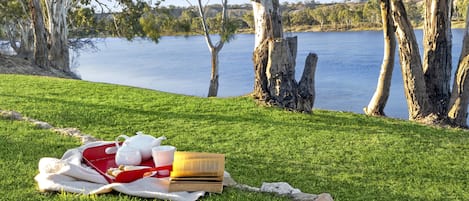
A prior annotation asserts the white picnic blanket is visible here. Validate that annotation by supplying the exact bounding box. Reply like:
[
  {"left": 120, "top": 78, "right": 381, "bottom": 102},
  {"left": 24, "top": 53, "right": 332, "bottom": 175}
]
[{"left": 34, "top": 141, "right": 206, "bottom": 201}]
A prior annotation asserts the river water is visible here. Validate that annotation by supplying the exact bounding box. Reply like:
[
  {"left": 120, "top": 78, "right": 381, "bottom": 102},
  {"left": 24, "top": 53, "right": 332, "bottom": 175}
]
[{"left": 76, "top": 30, "right": 465, "bottom": 120}]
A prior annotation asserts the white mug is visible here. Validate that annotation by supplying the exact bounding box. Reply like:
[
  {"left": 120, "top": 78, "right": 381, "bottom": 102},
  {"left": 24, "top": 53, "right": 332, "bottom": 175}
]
[{"left": 152, "top": 145, "right": 176, "bottom": 176}]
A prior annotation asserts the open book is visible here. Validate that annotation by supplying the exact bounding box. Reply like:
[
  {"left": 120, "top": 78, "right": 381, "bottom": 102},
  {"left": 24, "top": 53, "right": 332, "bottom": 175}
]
[{"left": 168, "top": 152, "right": 225, "bottom": 193}]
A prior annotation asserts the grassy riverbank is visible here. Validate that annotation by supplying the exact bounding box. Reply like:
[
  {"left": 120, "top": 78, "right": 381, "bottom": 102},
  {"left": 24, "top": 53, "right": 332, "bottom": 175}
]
[{"left": 1, "top": 74, "right": 468, "bottom": 201}]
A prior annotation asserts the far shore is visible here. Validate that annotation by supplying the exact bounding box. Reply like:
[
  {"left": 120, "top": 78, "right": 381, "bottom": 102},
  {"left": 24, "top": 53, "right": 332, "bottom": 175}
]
[{"left": 163, "top": 20, "right": 466, "bottom": 37}]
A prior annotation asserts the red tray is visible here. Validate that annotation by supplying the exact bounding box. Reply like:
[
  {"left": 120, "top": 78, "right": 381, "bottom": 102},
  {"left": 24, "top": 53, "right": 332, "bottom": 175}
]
[{"left": 82, "top": 142, "right": 168, "bottom": 183}]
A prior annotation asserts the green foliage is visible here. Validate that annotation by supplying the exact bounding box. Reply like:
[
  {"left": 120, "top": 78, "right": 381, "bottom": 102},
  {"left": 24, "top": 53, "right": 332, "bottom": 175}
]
[
  {"left": 455, "top": 0, "right": 469, "bottom": 20},
  {"left": 68, "top": 7, "right": 99, "bottom": 37},
  {"left": 173, "top": 10, "right": 195, "bottom": 33},
  {"left": 363, "top": 0, "right": 381, "bottom": 25},
  {"left": 241, "top": 11, "right": 254, "bottom": 29},
  {"left": 310, "top": 5, "right": 328, "bottom": 27},
  {"left": 289, "top": 8, "right": 315, "bottom": 26},
  {"left": 205, "top": 12, "right": 238, "bottom": 43},
  {"left": 404, "top": 1, "right": 424, "bottom": 27},
  {"left": 0, "top": 1, "right": 20, "bottom": 20},
  {"left": 0, "top": 0, "right": 28, "bottom": 34},
  {"left": 0, "top": 1, "right": 435, "bottom": 42},
  {"left": 139, "top": 8, "right": 163, "bottom": 42},
  {"left": 112, "top": 0, "right": 150, "bottom": 40},
  {"left": 1, "top": 74, "right": 469, "bottom": 201}
]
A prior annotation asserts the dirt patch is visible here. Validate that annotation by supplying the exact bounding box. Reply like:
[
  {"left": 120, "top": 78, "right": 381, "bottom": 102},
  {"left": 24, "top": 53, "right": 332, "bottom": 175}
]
[{"left": 0, "top": 54, "right": 79, "bottom": 79}]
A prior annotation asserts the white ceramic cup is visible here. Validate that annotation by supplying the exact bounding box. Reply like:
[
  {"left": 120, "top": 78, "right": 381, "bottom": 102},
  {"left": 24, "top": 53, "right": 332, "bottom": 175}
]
[{"left": 152, "top": 145, "right": 176, "bottom": 176}]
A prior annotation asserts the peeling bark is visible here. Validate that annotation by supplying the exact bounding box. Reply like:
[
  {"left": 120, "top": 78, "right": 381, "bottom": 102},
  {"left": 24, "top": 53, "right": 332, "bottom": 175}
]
[
  {"left": 422, "top": 0, "right": 453, "bottom": 118},
  {"left": 208, "top": 48, "right": 220, "bottom": 97},
  {"left": 266, "top": 37, "right": 297, "bottom": 108},
  {"left": 45, "top": 0, "right": 71, "bottom": 72},
  {"left": 30, "top": 0, "right": 49, "bottom": 68},
  {"left": 252, "top": 0, "right": 317, "bottom": 113},
  {"left": 390, "top": 0, "right": 436, "bottom": 122},
  {"left": 297, "top": 53, "right": 318, "bottom": 112}
]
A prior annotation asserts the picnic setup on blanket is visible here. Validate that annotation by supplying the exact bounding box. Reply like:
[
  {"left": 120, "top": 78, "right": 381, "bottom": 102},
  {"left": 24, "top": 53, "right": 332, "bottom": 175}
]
[{"left": 34, "top": 131, "right": 226, "bottom": 201}]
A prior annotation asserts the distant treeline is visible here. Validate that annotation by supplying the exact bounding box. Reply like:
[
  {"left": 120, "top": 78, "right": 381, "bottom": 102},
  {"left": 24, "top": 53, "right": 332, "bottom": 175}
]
[{"left": 57, "top": 0, "right": 469, "bottom": 39}]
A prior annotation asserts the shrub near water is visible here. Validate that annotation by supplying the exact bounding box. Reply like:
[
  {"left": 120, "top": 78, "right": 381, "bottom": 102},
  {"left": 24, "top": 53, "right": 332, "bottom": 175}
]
[{"left": 0, "top": 74, "right": 468, "bottom": 201}]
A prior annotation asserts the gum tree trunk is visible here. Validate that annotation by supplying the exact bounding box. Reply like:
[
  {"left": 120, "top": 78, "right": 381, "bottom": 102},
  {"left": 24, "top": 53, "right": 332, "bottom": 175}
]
[
  {"left": 390, "top": 0, "right": 437, "bottom": 123},
  {"left": 364, "top": 0, "right": 396, "bottom": 117},
  {"left": 208, "top": 48, "right": 221, "bottom": 97},
  {"left": 252, "top": 0, "right": 283, "bottom": 100},
  {"left": 30, "top": 0, "right": 49, "bottom": 68},
  {"left": 422, "top": 0, "right": 453, "bottom": 118},
  {"left": 16, "top": 1, "right": 34, "bottom": 59},
  {"left": 252, "top": 0, "right": 317, "bottom": 113},
  {"left": 448, "top": 7, "right": 469, "bottom": 127},
  {"left": 45, "top": 0, "right": 71, "bottom": 72},
  {"left": 6, "top": 21, "right": 33, "bottom": 59},
  {"left": 197, "top": 0, "right": 227, "bottom": 97}
]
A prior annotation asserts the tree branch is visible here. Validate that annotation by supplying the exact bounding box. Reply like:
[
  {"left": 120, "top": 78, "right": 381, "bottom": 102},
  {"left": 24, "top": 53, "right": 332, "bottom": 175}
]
[{"left": 197, "top": 0, "right": 215, "bottom": 49}]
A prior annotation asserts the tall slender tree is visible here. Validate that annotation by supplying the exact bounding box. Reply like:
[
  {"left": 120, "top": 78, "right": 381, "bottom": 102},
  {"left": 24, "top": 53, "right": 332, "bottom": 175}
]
[
  {"left": 45, "top": 0, "right": 72, "bottom": 72},
  {"left": 364, "top": 0, "right": 396, "bottom": 116},
  {"left": 195, "top": 0, "right": 232, "bottom": 97},
  {"left": 374, "top": 0, "right": 469, "bottom": 127},
  {"left": 390, "top": 0, "right": 437, "bottom": 123},
  {"left": 30, "top": 0, "right": 49, "bottom": 68},
  {"left": 1, "top": 0, "right": 33, "bottom": 59}
]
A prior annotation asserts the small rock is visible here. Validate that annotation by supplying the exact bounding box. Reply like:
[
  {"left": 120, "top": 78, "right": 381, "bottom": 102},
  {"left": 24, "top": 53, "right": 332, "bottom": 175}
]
[
  {"left": 53, "top": 128, "right": 82, "bottom": 137},
  {"left": 32, "top": 121, "right": 53, "bottom": 129},
  {"left": 315, "top": 193, "right": 334, "bottom": 201},
  {"left": 260, "top": 182, "right": 301, "bottom": 195},
  {"left": 291, "top": 192, "right": 318, "bottom": 201},
  {"left": 0, "top": 110, "right": 23, "bottom": 120},
  {"left": 223, "top": 171, "right": 238, "bottom": 186}
]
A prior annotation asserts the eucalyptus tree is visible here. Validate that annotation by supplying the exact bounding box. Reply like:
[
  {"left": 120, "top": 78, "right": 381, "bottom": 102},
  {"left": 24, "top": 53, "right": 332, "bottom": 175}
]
[
  {"left": 0, "top": 0, "right": 32, "bottom": 58},
  {"left": 289, "top": 8, "right": 314, "bottom": 26},
  {"left": 364, "top": 0, "right": 395, "bottom": 117},
  {"left": 191, "top": 0, "right": 237, "bottom": 97},
  {"left": 310, "top": 6, "right": 328, "bottom": 30},
  {"left": 1, "top": 0, "right": 153, "bottom": 73},
  {"left": 27, "top": 0, "right": 74, "bottom": 71},
  {"left": 241, "top": 11, "right": 254, "bottom": 30},
  {"left": 30, "top": 0, "right": 50, "bottom": 68},
  {"left": 376, "top": 0, "right": 469, "bottom": 127},
  {"left": 112, "top": 0, "right": 151, "bottom": 40},
  {"left": 363, "top": 0, "right": 381, "bottom": 26},
  {"left": 45, "top": 0, "right": 73, "bottom": 71}
]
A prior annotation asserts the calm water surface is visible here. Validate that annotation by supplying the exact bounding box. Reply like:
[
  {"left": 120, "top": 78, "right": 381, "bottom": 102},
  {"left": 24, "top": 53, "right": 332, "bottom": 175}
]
[{"left": 77, "top": 30, "right": 464, "bottom": 120}]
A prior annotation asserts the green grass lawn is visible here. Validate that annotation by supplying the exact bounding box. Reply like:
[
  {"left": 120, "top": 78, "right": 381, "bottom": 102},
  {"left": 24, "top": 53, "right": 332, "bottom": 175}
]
[{"left": 1, "top": 74, "right": 468, "bottom": 201}]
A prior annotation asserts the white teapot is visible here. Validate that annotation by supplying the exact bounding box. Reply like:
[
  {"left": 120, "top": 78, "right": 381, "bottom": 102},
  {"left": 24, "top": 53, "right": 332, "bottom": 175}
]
[{"left": 115, "top": 131, "right": 166, "bottom": 161}]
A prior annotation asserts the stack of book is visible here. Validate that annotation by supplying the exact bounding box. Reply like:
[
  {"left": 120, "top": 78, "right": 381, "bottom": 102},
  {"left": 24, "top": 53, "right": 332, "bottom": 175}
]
[{"left": 168, "top": 152, "right": 225, "bottom": 193}]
